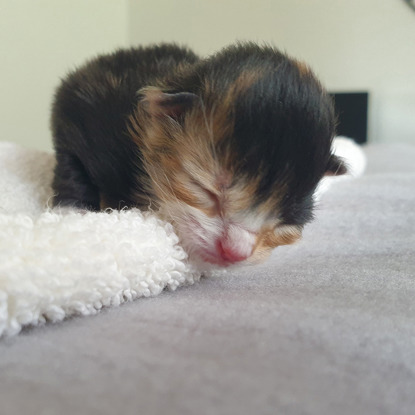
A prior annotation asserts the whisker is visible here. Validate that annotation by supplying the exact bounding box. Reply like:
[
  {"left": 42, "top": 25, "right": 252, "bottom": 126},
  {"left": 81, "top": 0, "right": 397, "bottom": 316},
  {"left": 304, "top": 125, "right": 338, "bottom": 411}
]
[
  {"left": 146, "top": 171, "right": 180, "bottom": 223},
  {"left": 161, "top": 171, "right": 190, "bottom": 219}
]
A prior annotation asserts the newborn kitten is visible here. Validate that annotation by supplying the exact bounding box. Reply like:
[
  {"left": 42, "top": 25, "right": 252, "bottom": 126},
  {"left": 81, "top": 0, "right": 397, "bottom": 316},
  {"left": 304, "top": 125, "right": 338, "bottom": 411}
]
[{"left": 51, "top": 42, "right": 346, "bottom": 267}]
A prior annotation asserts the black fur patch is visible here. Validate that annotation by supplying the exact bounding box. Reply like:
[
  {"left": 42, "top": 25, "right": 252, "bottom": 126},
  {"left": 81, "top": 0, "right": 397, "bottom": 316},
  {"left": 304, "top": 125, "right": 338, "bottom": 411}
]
[{"left": 51, "top": 44, "right": 199, "bottom": 208}]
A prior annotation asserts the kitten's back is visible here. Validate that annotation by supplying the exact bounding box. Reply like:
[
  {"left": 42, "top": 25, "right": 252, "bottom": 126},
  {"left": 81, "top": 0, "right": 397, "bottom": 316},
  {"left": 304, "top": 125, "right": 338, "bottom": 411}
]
[{"left": 51, "top": 44, "right": 199, "bottom": 209}]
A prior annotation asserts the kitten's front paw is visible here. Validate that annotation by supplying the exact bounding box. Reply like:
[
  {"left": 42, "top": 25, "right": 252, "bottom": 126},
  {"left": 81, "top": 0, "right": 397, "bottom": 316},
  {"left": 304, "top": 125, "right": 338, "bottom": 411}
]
[
  {"left": 314, "top": 136, "right": 367, "bottom": 200},
  {"left": 332, "top": 136, "right": 366, "bottom": 178}
]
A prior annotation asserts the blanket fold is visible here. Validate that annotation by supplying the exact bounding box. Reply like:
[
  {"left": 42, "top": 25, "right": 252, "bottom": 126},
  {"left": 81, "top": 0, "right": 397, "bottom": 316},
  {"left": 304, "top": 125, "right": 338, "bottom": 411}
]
[{"left": 0, "top": 137, "right": 364, "bottom": 337}]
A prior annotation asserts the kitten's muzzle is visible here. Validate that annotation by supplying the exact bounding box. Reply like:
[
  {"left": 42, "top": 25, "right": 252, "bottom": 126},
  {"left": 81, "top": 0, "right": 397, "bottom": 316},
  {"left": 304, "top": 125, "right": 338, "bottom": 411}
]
[
  {"left": 204, "top": 224, "right": 255, "bottom": 265},
  {"left": 216, "top": 239, "right": 251, "bottom": 263}
]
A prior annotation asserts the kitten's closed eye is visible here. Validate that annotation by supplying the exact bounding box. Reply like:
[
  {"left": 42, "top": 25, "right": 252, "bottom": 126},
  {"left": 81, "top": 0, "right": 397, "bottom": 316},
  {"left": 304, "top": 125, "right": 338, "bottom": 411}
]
[
  {"left": 191, "top": 181, "right": 221, "bottom": 212},
  {"left": 203, "top": 187, "right": 222, "bottom": 216}
]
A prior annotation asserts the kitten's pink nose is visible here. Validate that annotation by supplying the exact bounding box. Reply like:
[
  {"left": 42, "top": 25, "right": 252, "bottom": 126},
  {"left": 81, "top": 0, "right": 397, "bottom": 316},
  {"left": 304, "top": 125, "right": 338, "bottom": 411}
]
[
  {"left": 216, "top": 225, "right": 255, "bottom": 264},
  {"left": 217, "top": 239, "right": 250, "bottom": 263}
]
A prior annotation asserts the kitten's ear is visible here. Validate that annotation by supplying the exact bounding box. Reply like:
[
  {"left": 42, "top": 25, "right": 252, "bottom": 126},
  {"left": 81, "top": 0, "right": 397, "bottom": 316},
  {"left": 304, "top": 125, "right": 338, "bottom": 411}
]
[
  {"left": 325, "top": 154, "right": 348, "bottom": 176},
  {"left": 138, "top": 87, "right": 198, "bottom": 120}
]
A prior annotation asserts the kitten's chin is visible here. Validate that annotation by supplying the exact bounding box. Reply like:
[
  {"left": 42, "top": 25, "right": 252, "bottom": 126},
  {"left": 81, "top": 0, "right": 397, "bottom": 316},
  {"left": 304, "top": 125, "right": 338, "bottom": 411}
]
[
  {"left": 188, "top": 250, "right": 248, "bottom": 270},
  {"left": 188, "top": 248, "right": 271, "bottom": 269}
]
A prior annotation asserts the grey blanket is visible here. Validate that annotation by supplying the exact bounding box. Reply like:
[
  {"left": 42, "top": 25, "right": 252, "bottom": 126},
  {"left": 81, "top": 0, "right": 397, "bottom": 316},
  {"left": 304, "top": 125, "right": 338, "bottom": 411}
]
[{"left": 1, "top": 143, "right": 414, "bottom": 415}]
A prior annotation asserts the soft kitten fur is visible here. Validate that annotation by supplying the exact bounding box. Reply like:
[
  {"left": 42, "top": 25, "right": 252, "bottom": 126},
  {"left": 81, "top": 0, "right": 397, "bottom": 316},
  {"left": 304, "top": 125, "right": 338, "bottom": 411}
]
[{"left": 51, "top": 42, "right": 345, "bottom": 267}]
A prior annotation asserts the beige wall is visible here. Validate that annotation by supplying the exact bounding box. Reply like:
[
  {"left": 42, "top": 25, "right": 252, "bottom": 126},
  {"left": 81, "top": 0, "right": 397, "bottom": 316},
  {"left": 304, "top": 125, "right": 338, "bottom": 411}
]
[
  {"left": 128, "top": 0, "right": 415, "bottom": 144},
  {"left": 0, "top": 0, "right": 128, "bottom": 151},
  {"left": 1, "top": 0, "right": 414, "bottom": 151}
]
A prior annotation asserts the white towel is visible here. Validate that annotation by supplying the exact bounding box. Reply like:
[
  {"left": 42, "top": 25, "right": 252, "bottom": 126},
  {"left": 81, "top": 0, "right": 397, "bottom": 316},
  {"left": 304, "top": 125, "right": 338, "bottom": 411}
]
[{"left": 0, "top": 142, "right": 200, "bottom": 337}]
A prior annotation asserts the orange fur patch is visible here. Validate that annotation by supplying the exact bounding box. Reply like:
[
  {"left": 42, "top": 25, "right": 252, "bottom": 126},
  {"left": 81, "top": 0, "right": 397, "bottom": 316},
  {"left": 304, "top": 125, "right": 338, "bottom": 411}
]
[
  {"left": 250, "top": 225, "right": 302, "bottom": 262},
  {"left": 106, "top": 72, "right": 121, "bottom": 89},
  {"left": 225, "top": 69, "right": 265, "bottom": 104},
  {"left": 295, "top": 60, "right": 311, "bottom": 78}
]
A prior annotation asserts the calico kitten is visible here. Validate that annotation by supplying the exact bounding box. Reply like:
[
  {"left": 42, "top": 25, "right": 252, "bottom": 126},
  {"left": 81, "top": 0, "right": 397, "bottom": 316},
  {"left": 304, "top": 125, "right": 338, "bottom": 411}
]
[{"left": 51, "top": 42, "right": 346, "bottom": 266}]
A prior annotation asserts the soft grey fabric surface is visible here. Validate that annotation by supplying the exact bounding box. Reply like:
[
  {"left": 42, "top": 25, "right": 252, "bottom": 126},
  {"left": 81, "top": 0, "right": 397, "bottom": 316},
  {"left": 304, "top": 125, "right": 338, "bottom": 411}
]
[{"left": 1, "top": 144, "right": 415, "bottom": 415}]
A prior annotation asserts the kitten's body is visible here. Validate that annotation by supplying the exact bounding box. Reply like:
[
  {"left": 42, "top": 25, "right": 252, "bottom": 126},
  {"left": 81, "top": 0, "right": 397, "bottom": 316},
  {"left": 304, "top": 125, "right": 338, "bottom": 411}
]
[{"left": 51, "top": 43, "right": 345, "bottom": 266}]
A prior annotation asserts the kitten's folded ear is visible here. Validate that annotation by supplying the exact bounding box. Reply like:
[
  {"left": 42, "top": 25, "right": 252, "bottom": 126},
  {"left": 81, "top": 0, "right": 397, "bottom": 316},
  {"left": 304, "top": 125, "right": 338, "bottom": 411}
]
[
  {"left": 137, "top": 87, "right": 198, "bottom": 120},
  {"left": 325, "top": 154, "right": 348, "bottom": 176}
]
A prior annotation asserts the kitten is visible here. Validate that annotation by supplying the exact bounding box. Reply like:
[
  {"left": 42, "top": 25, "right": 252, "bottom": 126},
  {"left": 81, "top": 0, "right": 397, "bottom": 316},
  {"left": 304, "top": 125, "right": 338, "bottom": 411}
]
[{"left": 51, "top": 42, "right": 346, "bottom": 267}]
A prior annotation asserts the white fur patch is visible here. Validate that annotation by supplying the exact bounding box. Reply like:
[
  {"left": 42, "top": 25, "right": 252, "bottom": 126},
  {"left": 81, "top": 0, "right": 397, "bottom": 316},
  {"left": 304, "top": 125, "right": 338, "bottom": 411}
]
[{"left": 222, "top": 223, "right": 256, "bottom": 258}]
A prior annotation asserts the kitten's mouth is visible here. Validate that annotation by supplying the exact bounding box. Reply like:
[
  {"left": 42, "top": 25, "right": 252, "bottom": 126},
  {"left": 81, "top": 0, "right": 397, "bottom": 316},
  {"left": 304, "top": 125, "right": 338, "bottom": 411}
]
[
  {"left": 193, "top": 239, "right": 252, "bottom": 267},
  {"left": 196, "top": 250, "right": 239, "bottom": 267}
]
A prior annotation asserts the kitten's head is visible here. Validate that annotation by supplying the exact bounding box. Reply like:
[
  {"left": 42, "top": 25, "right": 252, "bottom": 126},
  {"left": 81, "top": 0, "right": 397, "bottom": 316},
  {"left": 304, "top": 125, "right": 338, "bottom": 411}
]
[{"left": 129, "top": 43, "right": 346, "bottom": 267}]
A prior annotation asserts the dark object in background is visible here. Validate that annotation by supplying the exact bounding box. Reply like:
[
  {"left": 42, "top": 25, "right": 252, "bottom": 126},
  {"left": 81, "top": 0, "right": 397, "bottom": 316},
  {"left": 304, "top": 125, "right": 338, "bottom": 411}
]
[
  {"left": 330, "top": 92, "right": 368, "bottom": 144},
  {"left": 403, "top": 0, "right": 415, "bottom": 12}
]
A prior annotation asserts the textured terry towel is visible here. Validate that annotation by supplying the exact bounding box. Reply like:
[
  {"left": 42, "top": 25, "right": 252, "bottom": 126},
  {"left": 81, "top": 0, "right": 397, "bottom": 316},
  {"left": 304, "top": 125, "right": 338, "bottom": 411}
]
[
  {"left": 0, "top": 142, "right": 200, "bottom": 337},
  {"left": 0, "top": 138, "right": 364, "bottom": 337}
]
